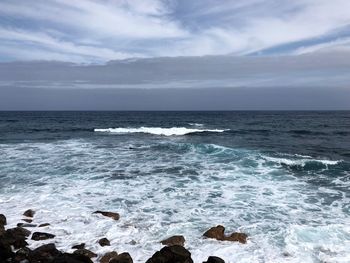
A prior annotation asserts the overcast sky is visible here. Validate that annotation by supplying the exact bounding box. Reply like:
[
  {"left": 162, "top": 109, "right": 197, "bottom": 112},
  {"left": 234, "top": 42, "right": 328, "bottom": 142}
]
[{"left": 0, "top": 0, "right": 349, "bottom": 110}]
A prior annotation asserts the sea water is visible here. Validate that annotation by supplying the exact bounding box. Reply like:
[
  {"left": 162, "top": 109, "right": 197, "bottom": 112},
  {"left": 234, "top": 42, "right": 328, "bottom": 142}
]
[{"left": 0, "top": 111, "right": 349, "bottom": 262}]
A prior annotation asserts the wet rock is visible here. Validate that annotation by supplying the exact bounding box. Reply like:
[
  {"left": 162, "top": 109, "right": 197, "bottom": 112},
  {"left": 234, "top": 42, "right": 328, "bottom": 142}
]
[
  {"left": 93, "top": 211, "right": 120, "bottom": 221},
  {"left": 23, "top": 209, "right": 35, "bottom": 218},
  {"left": 3, "top": 227, "right": 31, "bottom": 249},
  {"left": 98, "top": 237, "right": 111, "bottom": 246},
  {"left": 145, "top": 245, "right": 193, "bottom": 263},
  {"left": 0, "top": 239, "right": 14, "bottom": 261},
  {"left": 39, "top": 223, "right": 51, "bottom": 227},
  {"left": 17, "top": 223, "right": 38, "bottom": 227},
  {"left": 100, "top": 251, "right": 119, "bottom": 263},
  {"left": 32, "top": 232, "right": 55, "bottom": 241},
  {"left": 14, "top": 247, "right": 32, "bottom": 262},
  {"left": 53, "top": 253, "right": 93, "bottom": 263},
  {"left": 22, "top": 218, "right": 33, "bottom": 223},
  {"left": 0, "top": 214, "right": 6, "bottom": 226},
  {"left": 109, "top": 252, "right": 133, "bottom": 263},
  {"left": 29, "top": 243, "right": 61, "bottom": 262},
  {"left": 203, "top": 225, "right": 247, "bottom": 244},
  {"left": 161, "top": 235, "right": 185, "bottom": 246},
  {"left": 72, "top": 243, "right": 85, "bottom": 250},
  {"left": 203, "top": 256, "right": 225, "bottom": 263},
  {"left": 73, "top": 249, "right": 97, "bottom": 258}
]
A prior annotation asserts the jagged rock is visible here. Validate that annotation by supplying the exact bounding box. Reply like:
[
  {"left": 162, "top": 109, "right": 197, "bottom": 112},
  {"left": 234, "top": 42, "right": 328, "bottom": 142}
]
[
  {"left": 98, "top": 237, "right": 111, "bottom": 246},
  {"left": 17, "top": 223, "right": 38, "bottom": 227},
  {"left": 72, "top": 243, "right": 85, "bottom": 250},
  {"left": 93, "top": 211, "right": 120, "bottom": 221},
  {"left": 32, "top": 232, "right": 55, "bottom": 241},
  {"left": 23, "top": 209, "right": 35, "bottom": 218},
  {"left": 203, "top": 225, "right": 247, "bottom": 244},
  {"left": 100, "top": 251, "right": 119, "bottom": 263},
  {"left": 161, "top": 235, "right": 185, "bottom": 246},
  {"left": 38, "top": 223, "right": 51, "bottom": 227},
  {"left": 14, "top": 247, "right": 32, "bottom": 262},
  {"left": 145, "top": 245, "right": 193, "bottom": 263},
  {"left": 0, "top": 214, "right": 6, "bottom": 226},
  {"left": 29, "top": 243, "right": 61, "bottom": 262},
  {"left": 22, "top": 218, "right": 33, "bottom": 223},
  {"left": 73, "top": 249, "right": 97, "bottom": 258},
  {"left": 109, "top": 252, "right": 133, "bottom": 263},
  {"left": 203, "top": 256, "right": 225, "bottom": 263},
  {"left": 53, "top": 253, "right": 94, "bottom": 263}
]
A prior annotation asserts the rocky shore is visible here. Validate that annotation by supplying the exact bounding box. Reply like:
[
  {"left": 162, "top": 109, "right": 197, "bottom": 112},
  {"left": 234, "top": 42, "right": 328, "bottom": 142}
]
[{"left": 0, "top": 210, "right": 248, "bottom": 263}]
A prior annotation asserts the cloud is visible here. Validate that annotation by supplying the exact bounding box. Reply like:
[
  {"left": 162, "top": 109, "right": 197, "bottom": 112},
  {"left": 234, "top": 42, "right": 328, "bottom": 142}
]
[{"left": 0, "top": 0, "right": 350, "bottom": 62}]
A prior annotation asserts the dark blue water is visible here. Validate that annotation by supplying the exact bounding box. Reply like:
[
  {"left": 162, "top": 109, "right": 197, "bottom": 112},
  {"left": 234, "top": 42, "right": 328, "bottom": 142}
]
[{"left": 0, "top": 111, "right": 349, "bottom": 262}]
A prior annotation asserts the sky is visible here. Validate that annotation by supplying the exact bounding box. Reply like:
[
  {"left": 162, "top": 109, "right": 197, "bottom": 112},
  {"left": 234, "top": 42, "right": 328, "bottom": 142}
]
[{"left": 0, "top": 0, "right": 350, "bottom": 110}]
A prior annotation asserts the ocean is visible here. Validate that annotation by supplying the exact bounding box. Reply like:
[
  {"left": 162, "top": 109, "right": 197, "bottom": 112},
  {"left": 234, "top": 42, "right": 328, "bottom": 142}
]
[{"left": 0, "top": 111, "right": 349, "bottom": 262}]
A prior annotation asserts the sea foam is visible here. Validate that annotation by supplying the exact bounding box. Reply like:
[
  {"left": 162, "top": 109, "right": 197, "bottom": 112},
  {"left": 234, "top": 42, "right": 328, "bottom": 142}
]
[{"left": 94, "top": 127, "right": 227, "bottom": 136}]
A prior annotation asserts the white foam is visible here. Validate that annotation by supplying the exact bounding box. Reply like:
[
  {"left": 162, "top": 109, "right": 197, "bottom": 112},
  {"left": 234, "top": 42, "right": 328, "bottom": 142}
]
[
  {"left": 94, "top": 127, "right": 227, "bottom": 136},
  {"left": 263, "top": 156, "right": 341, "bottom": 167}
]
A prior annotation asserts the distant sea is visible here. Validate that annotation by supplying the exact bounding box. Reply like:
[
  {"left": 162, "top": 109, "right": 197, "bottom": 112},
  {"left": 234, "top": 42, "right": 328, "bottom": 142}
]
[{"left": 0, "top": 111, "right": 349, "bottom": 262}]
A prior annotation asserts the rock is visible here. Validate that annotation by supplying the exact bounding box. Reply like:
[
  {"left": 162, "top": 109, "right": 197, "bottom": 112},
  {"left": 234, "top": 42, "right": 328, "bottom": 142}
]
[
  {"left": 3, "top": 227, "right": 31, "bottom": 249},
  {"left": 53, "top": 253, "right": 94, "bottom": 263},
  {"left": 29, "top": 243, "right": 61, "bottom": 262},
  {"left": 17, "top": 223, "right": 38, "bottom": 227},
  {"left": 203, "top": 225, "right": 247, "bottom": 244},
  {"left": 203, "top": 256, "right": 225, "bottom": 263},
  {"left": 0, "top": 214, "right": 6, "bottom": 226},
  {"left": 32, "top": 232, "right": 55, "bottom": 241},
  {"left": 93, "top": 211, "right": 120, "bottom": 221},
  {"left": 98, "top": 237, "right": 111, "bottom": 246},
  {"left": 145, "top": 245, "right": 193, "bottom": 263},
  {"left": 109, "top": 252, "right": 133, "bottom": 263},
  {"left": 73, "top": 249, "right": 97, "bottom": 258},
  {"left": 0, "top": 239, "right": 13, "bottom": 261},
  {"left": 39, "top": 223, "right": 51, "bottom": 227},
  {"left": 23, "top": 209, "right": 35, "bottom": 218},
  {"left": 224, "top": 232, "right": 247, "bottom": 244},
  {"left": 100, "top": 251, "right": 119, "bottom": 263},
  {"left": 22, "top": 218, "right": 33, "bottom": 223},
  {"left": 161, "top": 235, "right": 185, "bottom": 246},
  {"left": 72, "top": 243, "right": 85, "bottom": 250},
  {"left": 14, "top": 247, "right": 32, "bottom": 262}
]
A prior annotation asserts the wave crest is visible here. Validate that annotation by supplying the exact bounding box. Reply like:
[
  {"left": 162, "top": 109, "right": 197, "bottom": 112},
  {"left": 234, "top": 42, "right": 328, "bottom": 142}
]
[{"left": 94, "top": 127, "right": 227, "bottom": 136}]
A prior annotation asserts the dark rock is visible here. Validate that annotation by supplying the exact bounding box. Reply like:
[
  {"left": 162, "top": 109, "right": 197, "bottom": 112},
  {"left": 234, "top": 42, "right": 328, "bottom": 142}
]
[
  {"left": 3, "top": 227, "right": 31, "bottom": 249},
  {"left": 98, "top": 237, "right": 111, "bottom": 246},
  {"left": 17, "top": 223, "right": 38, "bottom": 227},
  {"left": 0, "top": 214, "right": 6, "bottom": 226},
  {"left": 203, "top": 225, "right": 247, "bottom": 244},
  {"left": 203, "top": 256, "right": 225, "bottom": 263},
  {"left": 72, "top": 243, "right": 85, "bottom": 250},
  {"left": 73, "top": 249, "right": 97, "bottom": 258},
  {"left": 53, "top": 253, "right": 93, "bottom": 263},
  {"left": 93, "top": 211, "right": 120, "bottom": 221},
  {"left": 32, "top": 232, "right": 55, "bottom": 241},
  {"left": 22, "top": 218, "right": 33, "bottom": 223},
  {"left": 39, "top": 223, "right": 51, "bottom": 227},
  {"left": 23, "top": 209, "right": 35, "bottom": 218},
  {"left": 14, "top": 247, "right": 32, "bottom": 262},
  {"left": 29, "top": 243, "right": 61, "bottom": 262},
  {"left": 145, "top": 245, "right": 193, "bottom": 263},
  {"left": 0, "top": 239, "right": 13, "bottom": 261},
  {"left": 100, "top": 251, "right": 119, "bottom": 263},
  {"left": 161, "top": 235, "right": 185, "bottom": 246},
  {"left": 109, "top": 252, "right": 133, "bottom": 263}
]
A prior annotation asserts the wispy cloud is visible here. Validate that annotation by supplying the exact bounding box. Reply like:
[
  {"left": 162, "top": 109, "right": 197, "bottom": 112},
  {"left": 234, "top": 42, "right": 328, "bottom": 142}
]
[{"left": 0, "top": 0, "right": 350, "bottom": 62}]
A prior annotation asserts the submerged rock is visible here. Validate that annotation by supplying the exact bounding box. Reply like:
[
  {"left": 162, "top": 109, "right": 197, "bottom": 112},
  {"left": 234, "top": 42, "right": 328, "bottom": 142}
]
[
  {"left": 23, "top": 209, "right": 36, "bottom": 218},
  {"left": 100, "top": 251, "right": 119, "bottom": 263},
  {"left": 203, "top": 225, "right": 247, "bottom": 244},
  {"left": 72, "top": 243, "right": 85, "bottom": 250},
  {"left": 93, "top": 211, "right": 120, "bottom": 221},
  {"left": 109, "top": 252, "right": 133, "bottom": 263},
  {"left": 22, "top": 218, "right": 33, "bottom": 223},
  {"left": 98, "top": 237, "right": 111, "bottom": 246},
  {"left": 39, "top": 223, "right": 51, "bottom": 227},
  {"left": 145, "top": 245, "right": 193, "bottom": 263},
  {"left": 203, "top": 256, "right": 225, "bottom": 263},
  {"left": 161, "top": 235, "right": 185, "bottom": 246},
  {"left": 73, "top": 249, "right": 97, "bottom": 258},
  {"left": 32, "top": 231, "right": 55, "bottom": 241},
  {"left": 17, "top": 223, "right": 38, "bottom": 227}
]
